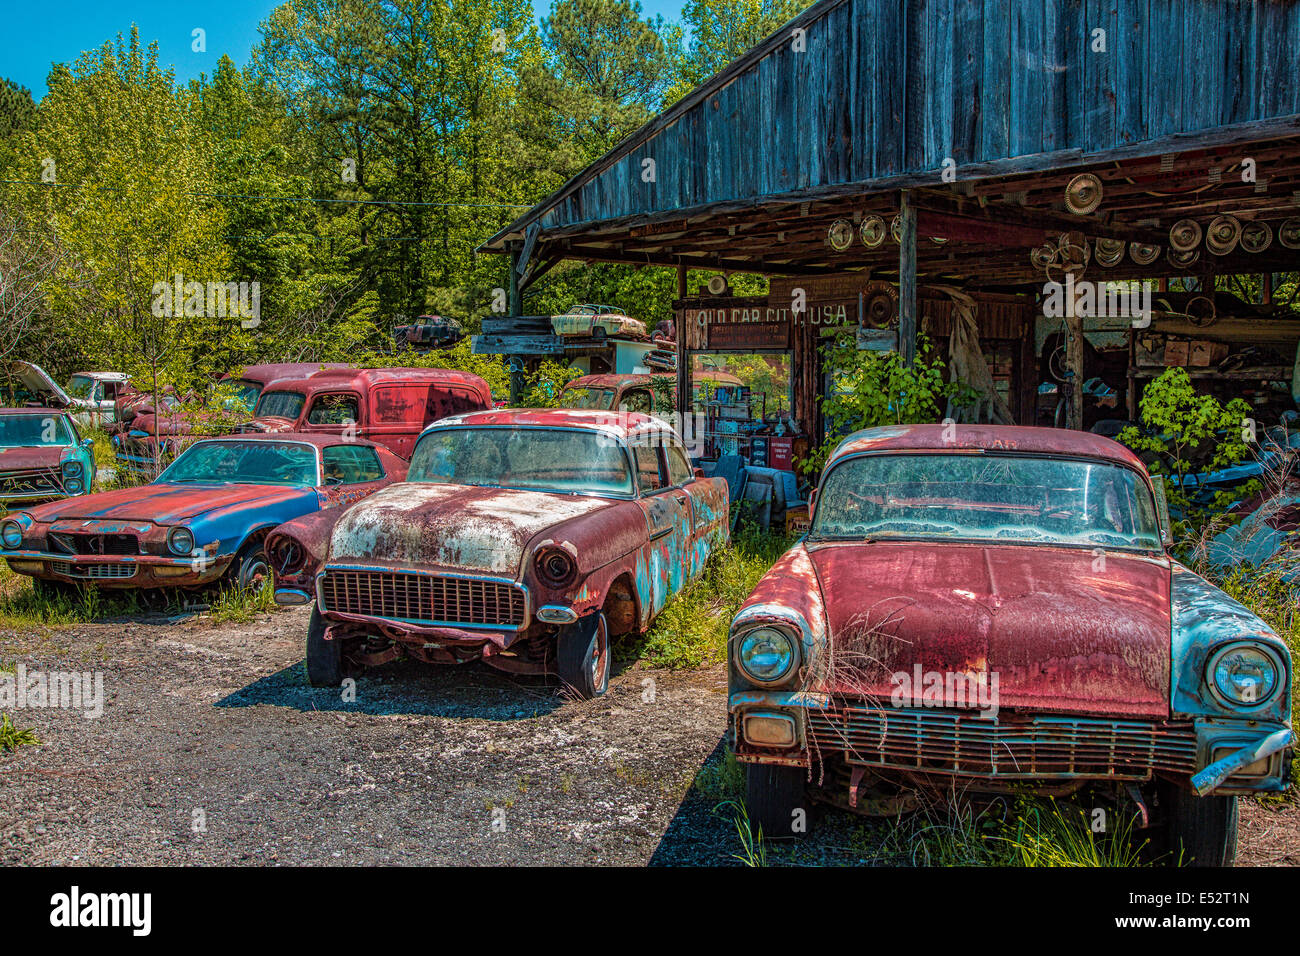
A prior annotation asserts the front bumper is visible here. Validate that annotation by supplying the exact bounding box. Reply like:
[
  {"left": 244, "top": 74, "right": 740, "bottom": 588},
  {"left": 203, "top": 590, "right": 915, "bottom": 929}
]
[
  {"left": 2, "top": 549, "right": 232, "bottom": 588},
  {"left": 729, "top": 693, "right": 1293, "bottom": 794}
]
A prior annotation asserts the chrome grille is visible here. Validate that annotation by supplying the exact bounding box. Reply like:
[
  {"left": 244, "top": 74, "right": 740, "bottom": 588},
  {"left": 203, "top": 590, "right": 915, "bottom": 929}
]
[
  {"left": 0, "top": 469, "right": 60, "bottom": 495},
  {"left": 320, "top": 569, "right": 527, "bottom": 628},
  {"left": 807, "top": 704, "right": 1198, "bottom": 780},
  {"left": 50, "top": 561, "right": 137, "bottom": 580},
  {"left": 49, "top": 532, "right": 141, "bottom": 556}
]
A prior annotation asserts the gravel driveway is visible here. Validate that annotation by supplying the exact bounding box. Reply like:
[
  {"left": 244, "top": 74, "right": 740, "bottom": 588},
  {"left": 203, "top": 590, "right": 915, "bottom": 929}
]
[{"left": 1, "top": 607, "right": 1295, "bottom": 866}]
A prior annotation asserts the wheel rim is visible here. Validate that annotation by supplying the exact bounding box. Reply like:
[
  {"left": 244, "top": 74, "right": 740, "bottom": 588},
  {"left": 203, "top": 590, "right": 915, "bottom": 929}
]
[
  {"left": 590, "top": 615, "right": 609, "bottom": 688},
  {"left": 241, "top": 556, "right": 269, "bottom": 592}
]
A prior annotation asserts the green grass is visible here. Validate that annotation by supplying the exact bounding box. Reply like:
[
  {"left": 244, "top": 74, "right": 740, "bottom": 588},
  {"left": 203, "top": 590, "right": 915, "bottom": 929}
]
[
  {"left": 632, "top": 518, "right": 794, "bottom": 669},
  {"left": 0, "top": 563, "right": 277, "bottom": 632},
  {"left": 206, "top": 579, "right": 276, "bottom": 624},
  {"left": 0, "top": 713, "right": 38, "bottom": 753}
]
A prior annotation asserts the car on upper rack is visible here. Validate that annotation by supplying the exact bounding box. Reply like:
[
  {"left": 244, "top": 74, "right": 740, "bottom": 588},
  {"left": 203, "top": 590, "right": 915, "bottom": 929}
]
[
  {"left": 0, "top": 433, "right": 405, "bottom": 597},
  {"left": 265, "top": 408, "right": 729, "bottom": 698},
  {"left": 550, "top": 304, "right": 647, "bottom": 341},
  {"left": 0, "top": 408, "right": 97, "bottom": 504},
  {"left": 728, "top": 423, "right": 1292, "bottom": 866}
]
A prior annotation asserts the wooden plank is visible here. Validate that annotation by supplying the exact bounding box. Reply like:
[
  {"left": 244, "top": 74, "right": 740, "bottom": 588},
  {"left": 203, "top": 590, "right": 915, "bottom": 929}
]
[
  {"left": 1081, "top": 0, "right": 1117, "bottom": 152},
  {"left": 1009, "top": 0, "right": 1046, "bottom": 157},
  {"left": 899, "top": 191, "right": 918, "bottom": 366},
  {"left": 979, "top": 0, "right": 1011, "bottom": 160},
  {"left": 950, "top": 0, "right": 982, "bottom": 163}
]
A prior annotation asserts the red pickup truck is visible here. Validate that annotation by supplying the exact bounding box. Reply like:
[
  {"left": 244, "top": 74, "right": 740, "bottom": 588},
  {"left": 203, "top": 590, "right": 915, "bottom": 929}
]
[{"left": 241, "top": 367, "right": 494, "bottom": 459}]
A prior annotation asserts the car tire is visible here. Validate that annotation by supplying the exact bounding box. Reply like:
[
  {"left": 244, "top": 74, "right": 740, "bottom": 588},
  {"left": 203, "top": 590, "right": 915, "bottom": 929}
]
[
  {"left": 305, "top": 606, "right": 341, "bottom": 687},
  {"left": 231, "top": 540, "right": 270, "bottom": 593},
  {"left": 1163, "top": 783, "right": 1238, "bottom": 866},
  {"left": 556, "top": 612, "right": 610, "bottom": 699},
  {"left": 32, "top": 578, "right": 83, "bottom": 604},
  {"left": 744, "top": 762, "right": 809, "bottom": 840}
]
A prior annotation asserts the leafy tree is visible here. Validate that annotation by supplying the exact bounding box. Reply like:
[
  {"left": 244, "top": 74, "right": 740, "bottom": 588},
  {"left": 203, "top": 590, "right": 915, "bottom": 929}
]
[
  {"left": 670, "top": 0, "right": 810, "bottom": 98},
  {"left": 4, "top": 29, "right": 231, "bottom": 403},
  {"left": 802, "top": 330, "right": 970, "bottom": 476},
  {"left": 1118, "top": 367, "right": 1254, "bottom": 519},
  {"left": 533, "top": 0, "right": 682, "bottom": 159}
]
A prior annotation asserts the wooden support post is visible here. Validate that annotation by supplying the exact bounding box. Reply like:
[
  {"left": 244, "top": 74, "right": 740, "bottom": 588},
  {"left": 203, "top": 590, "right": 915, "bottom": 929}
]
[
  {"left": 899, "top": 191, "right": 917, "bottom": 367},
  {"left": 1066, "top": 273, "right": 1085, "bottom": 431},
  {"left": 508, "top": 248, "right": 524, "bottom": 405},
  {"left": 675, "top": 262, "right": 689, "bottom": 418}
]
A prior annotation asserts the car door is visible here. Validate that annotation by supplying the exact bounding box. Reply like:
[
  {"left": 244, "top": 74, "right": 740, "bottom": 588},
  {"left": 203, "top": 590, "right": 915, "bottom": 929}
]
[
  {"left": 318, "top": 444, "right": 391, "bottom": 508},
  {"left": 633, "top": 441, "right": 692, "bottom": 614}
]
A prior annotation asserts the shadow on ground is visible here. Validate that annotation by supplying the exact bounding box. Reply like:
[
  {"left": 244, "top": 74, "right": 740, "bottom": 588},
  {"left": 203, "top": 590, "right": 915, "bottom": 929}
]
[
  {"left": 648, "top": 738, "right": 900, "bottom": 866},
  {"left": 215, "top": 657, "right": 572, "bottom": 719}
]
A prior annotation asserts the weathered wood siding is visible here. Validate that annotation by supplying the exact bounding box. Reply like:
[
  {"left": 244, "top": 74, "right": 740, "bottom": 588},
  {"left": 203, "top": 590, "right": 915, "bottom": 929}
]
[{"left": 535, "top": 0, "right": 1300, "bottom": 233}]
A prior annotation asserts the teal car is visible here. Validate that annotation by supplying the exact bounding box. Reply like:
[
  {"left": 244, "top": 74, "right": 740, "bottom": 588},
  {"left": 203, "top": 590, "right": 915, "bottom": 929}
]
[{"left": 0, "top": 408, "right": 96, "bottom": 503}]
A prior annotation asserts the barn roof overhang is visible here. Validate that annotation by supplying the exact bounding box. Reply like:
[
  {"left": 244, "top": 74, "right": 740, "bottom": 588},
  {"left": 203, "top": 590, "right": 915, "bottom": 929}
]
[{"left": 481, "top": 0, "right": 1300, "bottom": 290}]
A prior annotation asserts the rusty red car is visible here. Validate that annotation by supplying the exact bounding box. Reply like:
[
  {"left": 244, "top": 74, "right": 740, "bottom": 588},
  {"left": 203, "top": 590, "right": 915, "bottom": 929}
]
[
  {"left": 266, "top": 409, "right": 729, "bottom": 698},
  {"left": 242, "top": 367, "right": 493, "bottom": 460},
  {"left": 730, "top": 423, "right": 1292, "bottom": 866},
  {"left": 1, "top": 434, "right": 405, "bottom": 596}
]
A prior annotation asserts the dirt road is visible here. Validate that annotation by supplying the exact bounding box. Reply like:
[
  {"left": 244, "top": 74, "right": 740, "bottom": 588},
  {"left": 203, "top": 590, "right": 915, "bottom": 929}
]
[{"left": 0, "top": 607, "right": 1294, "bottom": 866}]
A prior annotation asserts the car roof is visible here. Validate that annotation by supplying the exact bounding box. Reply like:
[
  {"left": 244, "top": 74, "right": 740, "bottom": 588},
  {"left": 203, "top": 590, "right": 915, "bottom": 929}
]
[
  {"left": 426, "top": 407, "right": 678, "bottom": 442},
  {"left": 828, "top": 423, "right": 1149, "bottom": 472},
  {"left": 260, "top": 366, "right": 489, "bottom": 393},
  {"left": 70, "top": 371, "right": 130, "bottom": 380},
  {"left": 564, "top": 373, "right": 671, "bottom": 390},
  {"left": 0, "top": 406, "right": 71, "bottom": 417},
  {"left": 226, "top": 363, "right": 350, "bottom": 384},
  {"left": 187, "top": 432, "right": 383, "bottom": 451}
]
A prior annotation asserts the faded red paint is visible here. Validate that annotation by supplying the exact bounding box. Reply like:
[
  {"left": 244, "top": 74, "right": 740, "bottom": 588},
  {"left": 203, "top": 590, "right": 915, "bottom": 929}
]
[
  {"left": 244, "top": 367, "right": 493, "bottom": 459},
  {"left": 806, "top": 541, "right": 1171, "bottom": 716},
  {"left": 829, "top": 423, "right": 1151, "bottom": 475},
  {"left": 271, "top": 409, "right": 729, "bottom": 676}
]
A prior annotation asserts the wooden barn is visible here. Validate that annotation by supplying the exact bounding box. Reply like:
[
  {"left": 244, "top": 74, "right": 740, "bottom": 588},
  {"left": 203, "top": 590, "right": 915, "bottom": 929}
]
[{"left": 479, "top": 0, "right": 1300, "bottom": 463}]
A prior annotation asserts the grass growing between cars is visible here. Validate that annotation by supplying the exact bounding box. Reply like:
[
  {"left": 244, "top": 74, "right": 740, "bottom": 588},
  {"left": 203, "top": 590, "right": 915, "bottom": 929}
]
[
  {"left": 0, "top": 713, "right": 38, "bottom": 753},
  {"left": 635, "top": 520, "right": 795, "bottom": 669}
]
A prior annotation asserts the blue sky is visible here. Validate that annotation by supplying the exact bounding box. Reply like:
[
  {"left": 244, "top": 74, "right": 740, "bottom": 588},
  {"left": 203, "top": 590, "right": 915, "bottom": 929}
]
[{"left": 4, "top": 0, "right": 689, "bottom": 98}]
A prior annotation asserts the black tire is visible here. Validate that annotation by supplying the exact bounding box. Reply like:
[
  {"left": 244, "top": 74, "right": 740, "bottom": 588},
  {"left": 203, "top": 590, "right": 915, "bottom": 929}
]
[
  {"left": 556, "top": 612, "right": 610, "bottom": 699},
  {"left": 230, "top": 540, "right": 270, "bottom": 593},
  {"left": 305, "top": 606, "right": 341, "bottom": 687},
  {"left": 744, "top": 762, "right": 809, "bottom": 840},
  {"left": 1163, "top": 783, "right": 1238, "bottom": 866},
  {"left": 32, "top": 578, "right": 83, "bottom": 604}
]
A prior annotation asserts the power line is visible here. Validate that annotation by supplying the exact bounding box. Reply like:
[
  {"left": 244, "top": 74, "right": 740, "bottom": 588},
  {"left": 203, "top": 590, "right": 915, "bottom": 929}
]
[{"left": 0, "top": 179, "right": 532, "bottom": 209}]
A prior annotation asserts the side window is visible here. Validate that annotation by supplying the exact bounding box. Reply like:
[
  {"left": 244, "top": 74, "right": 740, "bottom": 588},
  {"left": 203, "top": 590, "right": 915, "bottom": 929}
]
[
  {"left": 307, "top": 393, "right": 359, "bottom": 426},
  {"left": 102, "top": 382, "right": 119, "bottom": 401},
  {"left": 633, "top": 443, "right": 666, "bottom": 494},
  {"left": 666, "top": 444, "right": 693, "bottom": 486},
  {"left": 620, "top": 389, "right": 652, "bottom": 414},
  {"left": 322, "top": 445, "right": 384, "bottom": 484}
]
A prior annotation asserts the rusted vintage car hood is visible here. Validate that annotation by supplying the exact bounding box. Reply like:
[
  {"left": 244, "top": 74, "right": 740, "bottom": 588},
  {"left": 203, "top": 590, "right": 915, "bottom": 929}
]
[
  {"left": 328, "top": 482, "right": 621, "bottom": 576},
  {"left": 807, "top": 541, "right": 1172, "bottom": 717},
  {"left": 27, "top": 482, "right": 310, "bottom": 523},
  {"left": 0, "top": 445, "right": 64, "bottom": 471}
]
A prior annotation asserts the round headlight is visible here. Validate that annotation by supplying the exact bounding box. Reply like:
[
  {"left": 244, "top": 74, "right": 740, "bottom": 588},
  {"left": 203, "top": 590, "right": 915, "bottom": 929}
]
[
  {"left": 1, "top": 520, "right": 23, "bottom": 549},
  {"left": 64, "top": 478, "right": 83, "bottom": 495},
  {"left": 737, "top": 626, "right": 798, "bottom": 684},
  {"left": 1208, "top": 643, "right": 1281, "bottom": 707},
  {"left": 535, "top": 547, "right": 576, "bottom": 588},
  {"left": 61, "top": 459, "right": 83, "bottom": 477},
  {"left": 167, "top": 526, "right": 195, "bottom": 556}
]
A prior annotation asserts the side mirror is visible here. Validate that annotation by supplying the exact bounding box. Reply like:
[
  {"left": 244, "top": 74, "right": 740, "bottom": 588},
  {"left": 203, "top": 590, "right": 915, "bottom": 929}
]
[{"left": 81, "top": 438, "right": 94, "bottom": 449}]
